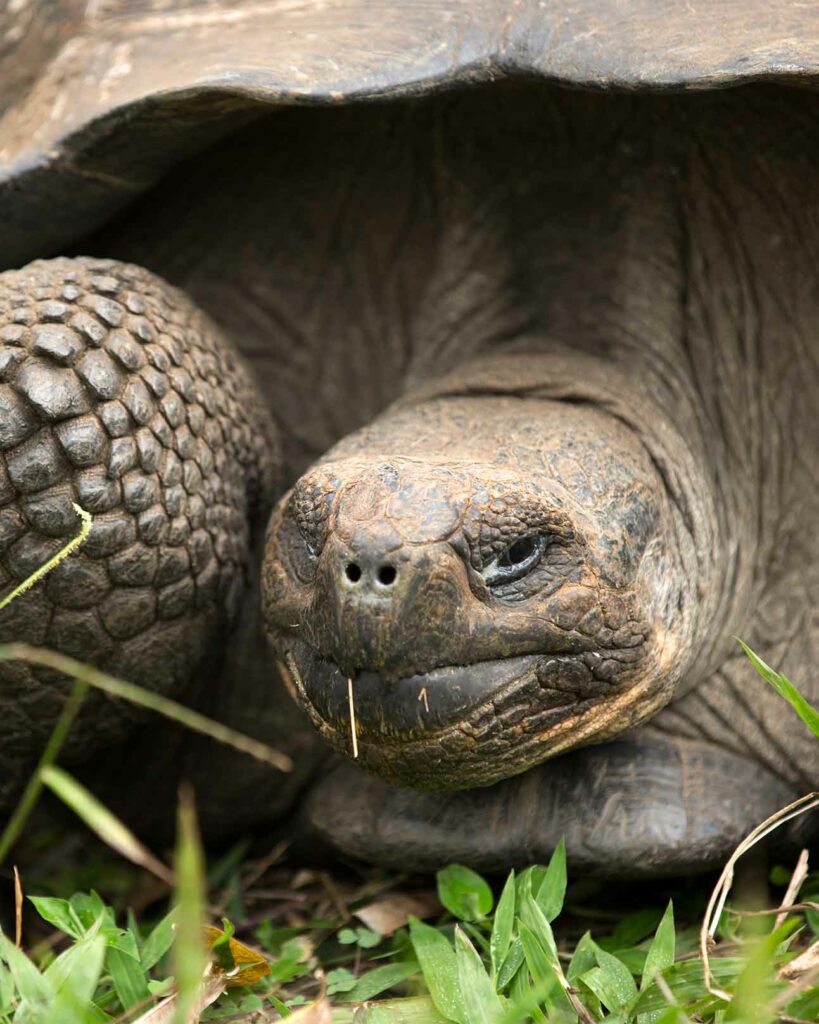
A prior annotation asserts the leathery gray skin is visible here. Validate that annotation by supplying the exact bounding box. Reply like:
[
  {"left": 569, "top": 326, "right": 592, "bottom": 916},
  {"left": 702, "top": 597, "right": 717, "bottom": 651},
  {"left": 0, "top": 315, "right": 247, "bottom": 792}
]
[
  {"left": 264, "top": 351, "right": 814, "bottom": 872},
  {"left": 1, "top": 83, "right": 818, "bottom": 875}
]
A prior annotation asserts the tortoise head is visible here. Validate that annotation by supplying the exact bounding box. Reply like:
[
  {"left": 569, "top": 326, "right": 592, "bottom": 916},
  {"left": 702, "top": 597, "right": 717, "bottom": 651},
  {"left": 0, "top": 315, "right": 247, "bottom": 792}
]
[{"left": 262, "top": 394, "right": 695, "bottom": 789}]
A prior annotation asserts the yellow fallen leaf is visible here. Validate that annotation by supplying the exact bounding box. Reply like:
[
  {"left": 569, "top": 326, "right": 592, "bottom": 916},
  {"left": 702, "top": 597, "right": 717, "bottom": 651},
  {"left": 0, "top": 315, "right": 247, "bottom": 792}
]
[{"left": 204, "top": 925, "right": 270, "bottom": 987}]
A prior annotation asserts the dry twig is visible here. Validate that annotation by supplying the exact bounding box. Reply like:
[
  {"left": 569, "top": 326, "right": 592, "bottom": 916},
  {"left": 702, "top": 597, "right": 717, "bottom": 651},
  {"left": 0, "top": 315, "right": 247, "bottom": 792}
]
[
  {"left": 13, "top": 867, "right": 22, "bottom": 948},
  {"left": 776, "top": 849, "right": 810, "bottom": 930},
  {"left": 700, "top": 791, "right": 819, "bottom": 1000}
]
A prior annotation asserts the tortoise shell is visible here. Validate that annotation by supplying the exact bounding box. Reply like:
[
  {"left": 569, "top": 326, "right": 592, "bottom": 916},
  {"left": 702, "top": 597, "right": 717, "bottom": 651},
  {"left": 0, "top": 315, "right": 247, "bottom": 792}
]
[{"left": 0, "top": 0, "right": 817, "bottom": 268}]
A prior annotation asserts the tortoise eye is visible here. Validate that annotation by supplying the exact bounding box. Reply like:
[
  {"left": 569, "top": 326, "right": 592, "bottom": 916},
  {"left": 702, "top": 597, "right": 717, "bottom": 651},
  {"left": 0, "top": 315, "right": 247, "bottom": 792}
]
[
  {"left": 506, "top": 536, "right": 538, "bottom": 566},
  {"left": 483, "top": 534, "right": 547, "bottom": 587}
]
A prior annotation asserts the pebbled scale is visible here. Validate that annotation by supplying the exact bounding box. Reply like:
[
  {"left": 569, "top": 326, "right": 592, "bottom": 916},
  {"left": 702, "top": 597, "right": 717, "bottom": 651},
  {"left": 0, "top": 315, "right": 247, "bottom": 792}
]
[{"left": 0, "top": 256, "right": 278, "bottom": 789}]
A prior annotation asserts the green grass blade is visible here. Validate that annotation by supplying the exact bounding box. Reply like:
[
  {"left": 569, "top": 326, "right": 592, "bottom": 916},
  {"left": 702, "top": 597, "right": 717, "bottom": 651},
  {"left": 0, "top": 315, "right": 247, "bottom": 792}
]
[
  {"left": 724, "top": 925, "right": 789, "bottom": 1024},
  {"left": 632, "top": 958, "right": 745, "bottom": 1013},
  {"left": 44, "top": 933, "right": 106, "bottom": 1024},
  {"left": 0, "top": 677, "right": 88, "bottom": 867},
  {"left": 518, "top": 923, "right": 560, "bottom": 1004},
  {"left": 738, "top": 639, "right": 819, "bottom": 738},
  {"left": 108, "top": 944, "right": 152, "bottom": 1011},
  {"left": 172, "top": 786, "right": 208, "bottom": 1024},
  {"left": 27, "top": 898, "right": 84, "bottom": 940},
  {"left": 0, "top": 960, "right": 13, "bottom": 1014},
  {"left": 641, "top": 902, "right": 675, "bottom": 991},
  {"left": 581, "top": 940, "right": 639, "bottom": 1014},
  {"left": 490, "top": 871, "right": 516, "bottom": 984},
  {"left": 495, "top": 938, "right": 524, "bottom": 992},
  {"left": 140, "top": 909, "right": 177, "bottom": 971},
  {"left": 518, "top": 895, "right": 559, "bottom": 964},
  {"left": 0, "top": 643, "right": 293, "bottom": 773},
  {"left": 408, "top": 917, "right": 465, "bottom": 1024},
  {"left": 332, "top": 996, "right": 449, "bottom": 1023},
  {"left": 42, "top": 913, "right": 103, "bottom": 992},
  {"left": 534, "top": 838, "right": 567, "bottom": 922},
  {"left": 340, "top": 962, "right": 419, "bottom": 1002},
  {"left": 567, "top": 931, "right": 597, "bottom": 982},
  {"left": 0, "top": 504, "right": 91, "bottom": 612},
  {"left": 508, "top": 964, "right": 547, "bottom": 1024},
  {"left": 0, "top": 929, "right": 52, "bottom": 1011},
  {"left": 454, "top": 926, "right": 505, "bottom": 1024}
]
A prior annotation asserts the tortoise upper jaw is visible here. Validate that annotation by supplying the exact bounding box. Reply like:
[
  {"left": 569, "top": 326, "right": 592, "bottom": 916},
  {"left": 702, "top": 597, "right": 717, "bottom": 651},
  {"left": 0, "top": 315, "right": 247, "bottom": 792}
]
[{"left": 281, "top": 638, "right": 541, "bottom": 739}]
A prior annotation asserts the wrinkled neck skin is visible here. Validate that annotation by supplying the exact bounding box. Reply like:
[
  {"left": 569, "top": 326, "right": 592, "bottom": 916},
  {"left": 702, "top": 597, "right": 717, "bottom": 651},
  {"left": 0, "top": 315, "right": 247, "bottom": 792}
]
[
  {"left": 238, "top": 85, "right": 813, "bottom": 792},
  {"left": 262, "top": 349, "right": 733, "bottom": 789}
]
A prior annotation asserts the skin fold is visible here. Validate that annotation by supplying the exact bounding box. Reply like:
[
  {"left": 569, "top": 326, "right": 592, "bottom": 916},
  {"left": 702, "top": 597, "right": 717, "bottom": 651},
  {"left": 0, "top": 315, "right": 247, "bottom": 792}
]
[{"left": 0, "top": 81, "right": 817, "bottom": 873}]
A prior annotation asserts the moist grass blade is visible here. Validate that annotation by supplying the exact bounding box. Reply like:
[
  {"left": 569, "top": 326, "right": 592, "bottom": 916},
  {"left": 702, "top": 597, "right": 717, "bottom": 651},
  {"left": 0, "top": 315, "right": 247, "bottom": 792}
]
[
  {"left": 641, "top": 902, "right": 676, "bottom": 991},
  {"left": 454, "top": 926, "right": 504, "bottom": 1024},
  {"left": 490, "top": 871, "right": 516, "bottom": 984},
  {"left": 533, "top": 838, "right": 566, "bottom": 922},
  {"left": 737, "top": 639, "right": 819, "bottom": 738},
  {"left": 408, "top": 916, "right": 466, "bottom": 1024}
]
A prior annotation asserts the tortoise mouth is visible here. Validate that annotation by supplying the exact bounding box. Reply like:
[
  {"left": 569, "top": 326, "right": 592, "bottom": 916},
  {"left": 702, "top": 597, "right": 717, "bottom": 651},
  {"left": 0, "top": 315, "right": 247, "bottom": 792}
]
[
  {"left": 276, "top": 637, "right": 627, "bottom": 787},
  {"left": 286, "top": 640, "right": 543, "bottom": 739}
]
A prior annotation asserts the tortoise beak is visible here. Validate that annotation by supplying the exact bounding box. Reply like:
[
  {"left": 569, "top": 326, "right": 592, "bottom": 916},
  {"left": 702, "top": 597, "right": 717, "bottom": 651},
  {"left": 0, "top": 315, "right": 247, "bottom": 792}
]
[{"left": 283, "top": 639, "right": 540, "bottom": 738}]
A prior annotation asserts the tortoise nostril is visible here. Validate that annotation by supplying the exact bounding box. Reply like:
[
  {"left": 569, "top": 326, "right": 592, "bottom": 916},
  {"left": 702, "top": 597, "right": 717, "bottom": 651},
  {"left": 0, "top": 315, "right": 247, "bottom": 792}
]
[
  {"left": 377, "top": 565, "right": 397, "bottom": 586},
  {"left": 346, "top": 562, "right": 362, "bottom": 583}
]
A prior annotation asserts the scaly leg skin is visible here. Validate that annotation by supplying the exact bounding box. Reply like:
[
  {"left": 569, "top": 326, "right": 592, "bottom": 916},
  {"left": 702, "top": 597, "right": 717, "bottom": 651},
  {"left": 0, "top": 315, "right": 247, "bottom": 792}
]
[
  {"left": 305, "top": 732, "right": 799, "bottom": 878},
  {"left": 0, "top": 257, "right": 277, "bottom": 804}
]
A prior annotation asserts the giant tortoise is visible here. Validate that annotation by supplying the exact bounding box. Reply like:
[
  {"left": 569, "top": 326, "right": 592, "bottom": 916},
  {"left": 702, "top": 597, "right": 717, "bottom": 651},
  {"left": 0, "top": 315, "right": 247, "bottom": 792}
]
[{"left": 0, "top": 0, "right": 817, "bottom": 877}]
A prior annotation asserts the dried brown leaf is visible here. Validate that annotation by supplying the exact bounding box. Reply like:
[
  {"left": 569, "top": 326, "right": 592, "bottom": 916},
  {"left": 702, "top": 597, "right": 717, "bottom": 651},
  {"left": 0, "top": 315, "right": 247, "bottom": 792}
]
[
  {"left": 286, "top": 996, "right": 332, "bottom": 1023},
  {"left": 779, "top": 940, "right": 819, "bottom": 982},
  {"left": 13, "top": 866, "right": 22, "bottom": 947},
  {"left": 355, "top": 892, "right": 442, "bottom": 936}
]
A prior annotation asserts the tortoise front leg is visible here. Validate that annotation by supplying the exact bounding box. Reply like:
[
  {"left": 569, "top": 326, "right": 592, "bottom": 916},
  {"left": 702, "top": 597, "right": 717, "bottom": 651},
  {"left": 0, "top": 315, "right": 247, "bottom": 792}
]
[
  {"left": 305, "top": 733, "right": 799, "bottom": 878},
  {"left": 0, "top": 256, "right": 278, "bottom": 802}
]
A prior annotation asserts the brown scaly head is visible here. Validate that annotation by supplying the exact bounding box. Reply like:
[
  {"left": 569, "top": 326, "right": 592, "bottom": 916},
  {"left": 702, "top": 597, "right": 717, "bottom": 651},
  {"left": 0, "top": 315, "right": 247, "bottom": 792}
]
[{"left": 262, "top": 391, "right": 699, "bottom": 789}]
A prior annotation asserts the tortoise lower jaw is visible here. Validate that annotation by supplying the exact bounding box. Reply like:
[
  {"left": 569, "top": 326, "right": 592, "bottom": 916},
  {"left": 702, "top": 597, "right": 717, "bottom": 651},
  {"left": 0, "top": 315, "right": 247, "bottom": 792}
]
[{"left": 276, "top": 637, "right": 653, "bottom": 788}]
